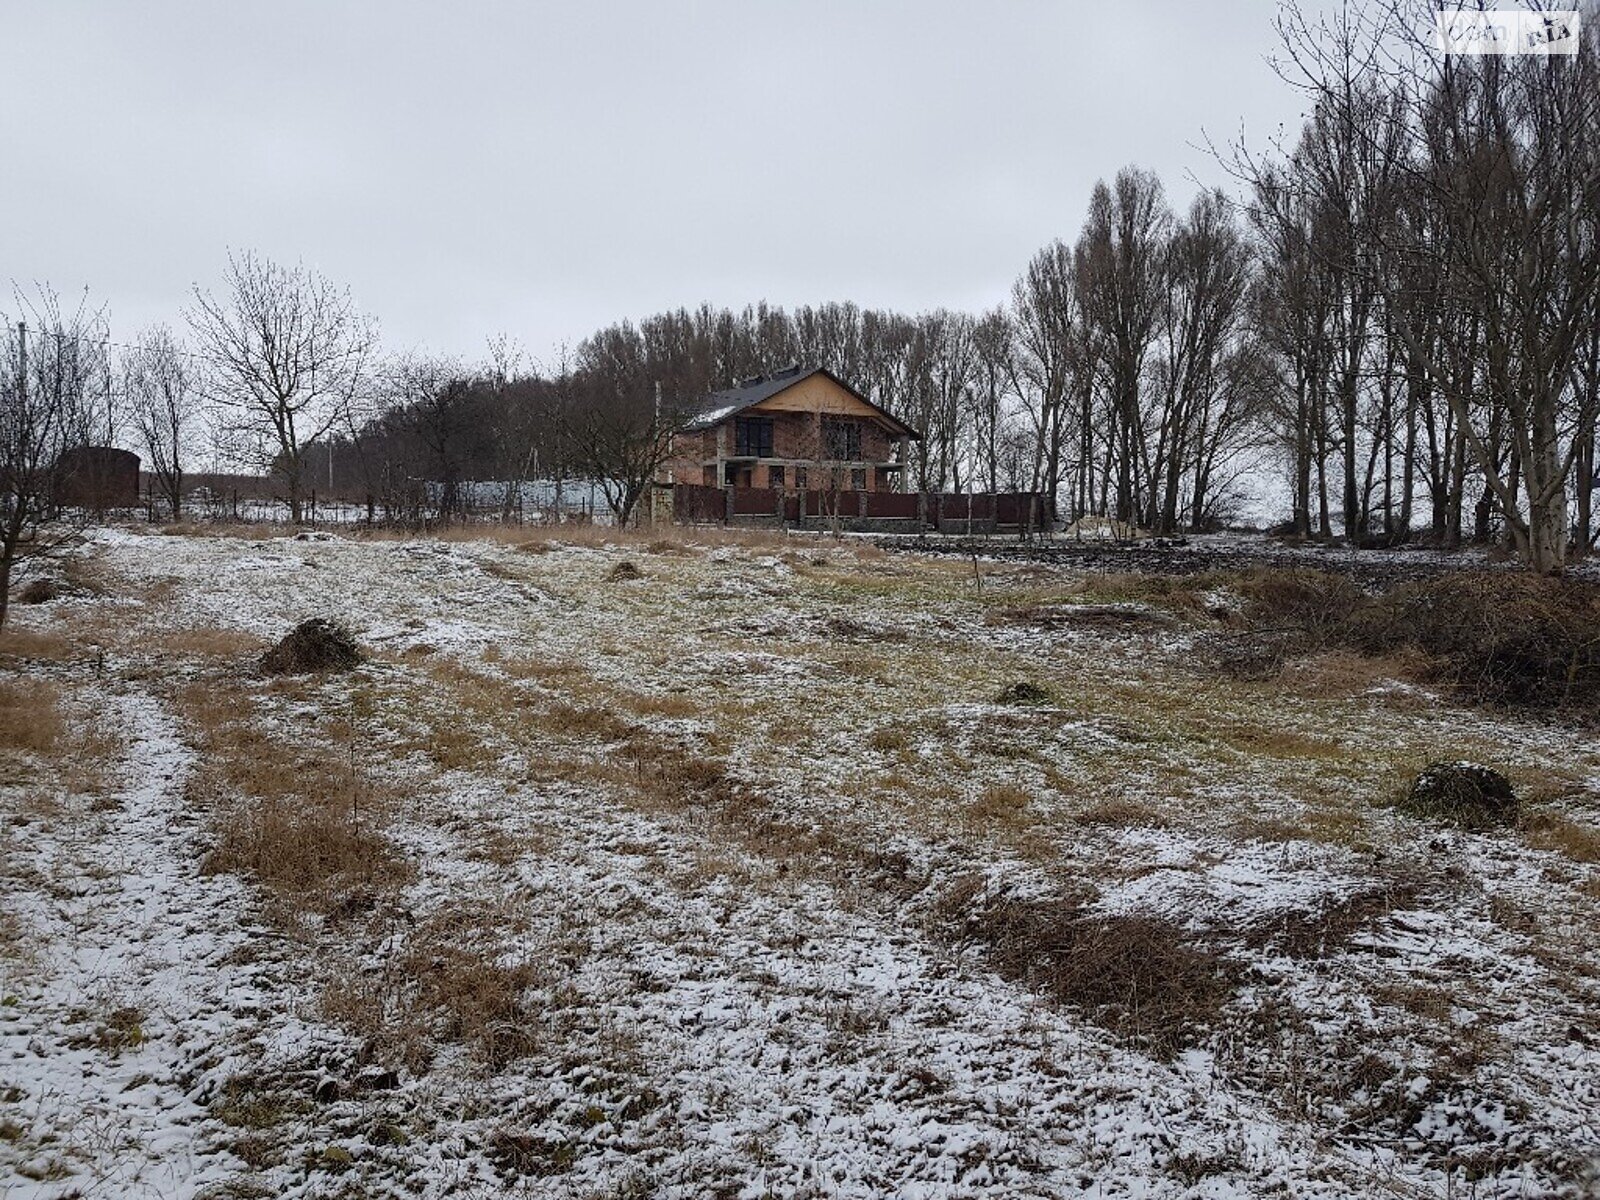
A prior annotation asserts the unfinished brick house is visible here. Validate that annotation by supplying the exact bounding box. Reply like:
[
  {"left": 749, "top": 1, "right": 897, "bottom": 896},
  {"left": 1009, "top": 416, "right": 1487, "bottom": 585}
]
[{"left": 663, "top": 366, "right": 919, "bottom": 493}]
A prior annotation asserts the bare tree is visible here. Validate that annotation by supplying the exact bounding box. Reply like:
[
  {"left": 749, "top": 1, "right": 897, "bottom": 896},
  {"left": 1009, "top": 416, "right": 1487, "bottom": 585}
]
[
  {"left": 186, "top": 251, "right": 377, "bottom": 524},
  {"left": 1077, "top": 168, "right": 1172, "bottom": 523},
  {"left": 1239, "top": 0, "right": 1600, "bottom": 571},
  {"left": 0, "top": 287, "right": 108, "bottom": 631},
  {"left": 124, "top": 324, "right": 197, "bottom": 520}
]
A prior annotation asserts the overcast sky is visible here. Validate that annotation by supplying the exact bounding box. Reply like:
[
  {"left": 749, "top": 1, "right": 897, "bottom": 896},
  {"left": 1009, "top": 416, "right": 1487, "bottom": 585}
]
[{"left": 2, "top": 2, "right": 1312, "bottom": 365}]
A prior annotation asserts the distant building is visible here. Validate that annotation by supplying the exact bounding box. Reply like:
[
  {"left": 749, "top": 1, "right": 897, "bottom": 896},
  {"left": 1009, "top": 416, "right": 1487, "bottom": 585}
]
[
  {"left": 664, "top": 366, "right": 920, "bottom": 493},
  {"left": 54, "top": 446, "right": 140, "bottom": 510}
]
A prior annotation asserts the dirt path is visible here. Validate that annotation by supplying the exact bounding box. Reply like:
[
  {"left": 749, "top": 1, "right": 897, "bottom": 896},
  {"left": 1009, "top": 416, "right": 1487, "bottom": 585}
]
[{"left": 0, "top": 689, "right": 295, "bottom": 1199}]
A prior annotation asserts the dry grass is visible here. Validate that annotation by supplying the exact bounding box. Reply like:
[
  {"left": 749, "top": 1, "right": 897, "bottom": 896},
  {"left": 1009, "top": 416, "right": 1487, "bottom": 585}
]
[
  {"left": 1246, "top": 878, "right": 1422, "bottom": 959},
  {"left": 540, "top": 702, "right": 635, "bottom": 742},
  {"left": 0, "top": 625, "right": 78, "bottom": 664},
  {"left": 868, "top": 726, "right": 911, "bottom": 753},
  {"left": 968, "top": 783, "right": 1032, "bottom": 826},
  {"left": 620, "top": 691, "right": 698, "bottom": 719},
  {"left": 176, "top": 684, "right": 411, "bottom": 913},
  {"left": 1522, "top": 810, "right": 1600, "bottom": 864},
  {"left": 1074, "top": 798, "right": 1168, "bottom": 828},
  {"left": 935, "top": 877, "right": 1235, "bottom": 1057},
  {"left": 152, "top": 626, "right": 268, "bottom": 662},
  {"left": 0, "top": 679, "right": 63, "bottom": 756},
  {"left": 321, "top": 902, "right": 544, "bottom": 1073}
]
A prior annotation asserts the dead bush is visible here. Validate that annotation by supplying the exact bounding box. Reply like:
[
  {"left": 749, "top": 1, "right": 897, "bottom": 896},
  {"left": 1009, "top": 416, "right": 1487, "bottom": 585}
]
[
  {"left": 938, "top": 883, "right": 1234, "bottom": 1056},
  {"left": 1238, "top": 569, "right": 1365, "bottom": 645},
  {"left": 606, "top": 561, "right": 644, "bottom": 582},
  {"left": 1225, "top": 569, "right": 1600, "bottom": 711},
  {"left": 995, "top": 681, "right": 1054, "bottom": 706},
  {"left": 18, "top": 578, "right": 57, "bottom": 604},
  {"left": 1399, "top": 762, "right": 1518, "bottom": 830},
  {"left": 259, "top": 619, "right": 362, "bottom": 675},
  {"left": 1356, "top": 574, "right": 1600, "bottom": 709}
]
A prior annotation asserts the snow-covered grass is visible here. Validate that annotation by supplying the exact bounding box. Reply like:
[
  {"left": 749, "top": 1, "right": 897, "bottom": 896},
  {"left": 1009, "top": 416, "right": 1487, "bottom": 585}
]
[{"left": 1, "top": 524, "right": 1597, "bottom": 1198}]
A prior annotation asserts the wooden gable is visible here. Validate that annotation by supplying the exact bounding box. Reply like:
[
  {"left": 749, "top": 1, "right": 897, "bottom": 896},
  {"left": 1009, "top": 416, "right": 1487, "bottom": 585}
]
[{"left": 747, "top": 373, "right": 907, "bottom": 433}]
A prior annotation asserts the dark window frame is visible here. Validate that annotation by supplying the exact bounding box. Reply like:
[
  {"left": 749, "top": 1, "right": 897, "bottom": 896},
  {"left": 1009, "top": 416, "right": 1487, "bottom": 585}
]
[
  {"left": 822, "top": 417, "right": 862, "bottom": 461},
  {"left": 734, "top": 415, "right": 774, "bottom": 458}
]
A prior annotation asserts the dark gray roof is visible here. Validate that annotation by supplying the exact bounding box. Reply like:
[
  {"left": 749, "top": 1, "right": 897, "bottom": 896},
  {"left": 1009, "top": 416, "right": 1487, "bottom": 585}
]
[{"left": 679, "top": 366, "right": 921, "bottom": 438}]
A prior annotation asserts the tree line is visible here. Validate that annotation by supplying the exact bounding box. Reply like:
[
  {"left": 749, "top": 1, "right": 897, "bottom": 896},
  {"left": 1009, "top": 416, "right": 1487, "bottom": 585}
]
[{"left": 4, "top": 0, "right": 1597, "bottom": 586}]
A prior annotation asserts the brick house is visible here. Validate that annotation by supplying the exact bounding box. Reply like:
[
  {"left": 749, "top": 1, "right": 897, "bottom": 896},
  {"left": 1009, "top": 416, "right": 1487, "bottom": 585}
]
[{"left": 663, "top": 366, "right": 920, "bottom": 493}]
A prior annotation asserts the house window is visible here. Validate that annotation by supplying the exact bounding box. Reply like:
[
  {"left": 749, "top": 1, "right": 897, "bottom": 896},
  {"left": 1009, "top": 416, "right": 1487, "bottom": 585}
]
[
  {"left": 734, "top": 416, "right": 773, "bottom": 458},
  {"left": 768, "top": 465, "right": 785, "bottom": 489},
  {"left": 822, "top": 417, "right": 861, "bottom": 461},
  {"left": 851, "top": 468, "right": 867, "bottom": 491},
  {"left": 794, "top": 466, "right": 808, "bottom": 490}
]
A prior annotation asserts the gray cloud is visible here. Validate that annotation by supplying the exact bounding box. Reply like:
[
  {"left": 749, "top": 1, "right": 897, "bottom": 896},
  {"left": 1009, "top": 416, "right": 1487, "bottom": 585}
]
[{"left": 2, "top": 1, "right": 1306, "bottom": 362}]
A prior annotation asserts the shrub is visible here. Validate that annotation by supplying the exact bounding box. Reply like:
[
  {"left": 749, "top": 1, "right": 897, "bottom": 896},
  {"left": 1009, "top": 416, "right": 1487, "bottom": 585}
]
[
  {"left": 1224, "top": 568, "right": 1600, "bottom": 712},
  {"left": 1362, "top": 574, "right": 1600, "bottom": 708},
  {"left": 1400, "top": 762, "right": 1518, "bottom": 830},
  {"left": 18, "top": 579, "right": 57, "bottom": 604},
  {"left": 259, "top": 619, "right": 362, "bottom": 675},
  {"left": 995, "top": 681, "right": 1054, "bottom": 706}
]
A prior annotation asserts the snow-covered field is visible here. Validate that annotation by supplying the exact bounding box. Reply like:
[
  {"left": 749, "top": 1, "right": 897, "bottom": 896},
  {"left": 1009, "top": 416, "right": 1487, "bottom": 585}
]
[{"left": 2, "top": 525, "right": 1597, "bottom": 1199}]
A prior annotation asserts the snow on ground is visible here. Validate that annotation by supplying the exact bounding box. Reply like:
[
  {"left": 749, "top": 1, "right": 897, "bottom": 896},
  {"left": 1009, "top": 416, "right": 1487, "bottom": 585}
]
[
  {"left": 2, "top": 525, "right": 1598, "bottom": 1198},
  {"left": 0, "top": 689, "right": 323, "bottom": 1198}
]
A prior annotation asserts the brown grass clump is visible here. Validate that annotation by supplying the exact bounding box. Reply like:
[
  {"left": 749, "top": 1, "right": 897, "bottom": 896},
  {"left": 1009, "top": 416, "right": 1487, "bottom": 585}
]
[
  {"left": 540, "top": 702, "right": 635, "bottom": 742},
  {"left": 322, "top": 905, "right": 543, "bottom": 1072},
  {"left": 259, "top": 619, "right": 362, "bottom": 675},
  {"left": 1520, "top": 810, "right": 1600, "bottom": 864},
  {"left": 606, "top": 560, "right": 644, "bottom": 582},
  {"left": 156, "top": 626, "right": 269, "bottom": 662},
  {"left": 621, "top": 691, "right": 698, "bottom": 719},
  {"left": 0, "top": 679, "right": 63, "bottom": 756},
  {"left": 937, "top": 879, "right": 1234, "bottom": 1056},
  {"left": 203, "top": 786, "right": 402, "bottom": 902},
  {"left": 995, "top": 681, "right": 1054, "bottom": 706},
  {"left": 0, "top": 626, "right": 77, "bottom": 665},
  {"left": 868, "top": 726, "right": 911, "bottom": 753},
  {"left": 969, "top": 783, "right": 1032, "bottom": 825},
  {"left": 179, "top": 686, "right": 410, "bottom": 913},
  {"left": 18, "top": 578, "right": 57, "bottom": 604},
  {"left": 1075, "top": 798, "right": 1167, "bottom": 828}
]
